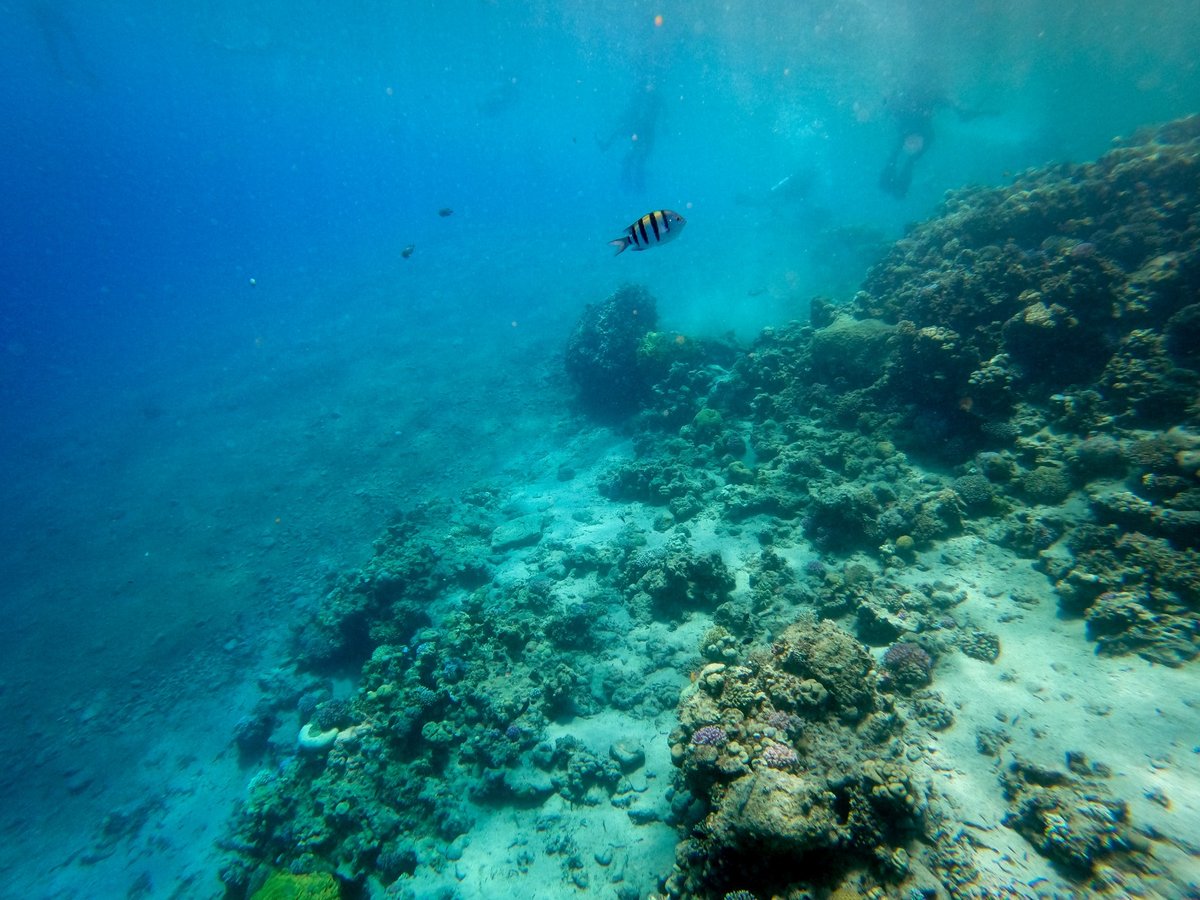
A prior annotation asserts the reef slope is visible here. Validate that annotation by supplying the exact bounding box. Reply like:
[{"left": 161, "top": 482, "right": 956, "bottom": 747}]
[{"left": 218, "top": 118, "right": 1200, "bottom": 900}]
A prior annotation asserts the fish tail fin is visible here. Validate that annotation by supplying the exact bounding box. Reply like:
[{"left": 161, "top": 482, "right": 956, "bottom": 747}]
[{"left": 609, "top": 237, "right": 629, "bottom": 255}]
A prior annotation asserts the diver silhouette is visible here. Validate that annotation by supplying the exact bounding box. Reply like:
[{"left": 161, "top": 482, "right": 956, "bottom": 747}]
[
  {"left": 879, "top": 76, "right": 980, "bottom": 199},
  {"left": 735, "top": 167, "right": 816, "bottom": 209},
  {"left": 596, "top": 80, "right": 662, "bottom": 194},
  {"left": 30, "top": 1, "right": 100, "bottom": 88}
]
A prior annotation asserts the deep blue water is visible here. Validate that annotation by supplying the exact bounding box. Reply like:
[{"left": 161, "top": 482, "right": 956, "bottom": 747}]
[{"left": 1, "top": 1, "right": 1198, "bottom": 896}]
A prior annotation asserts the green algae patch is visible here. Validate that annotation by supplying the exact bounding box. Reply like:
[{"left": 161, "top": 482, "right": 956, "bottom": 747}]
[{"left": 250, "top": 871, "right": 340, "bottom": 900}]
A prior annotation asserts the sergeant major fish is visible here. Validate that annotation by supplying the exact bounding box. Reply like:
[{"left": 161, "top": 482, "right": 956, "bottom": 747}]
[{"left": 609, "top": 209, "right": 686, "bottom": 255}]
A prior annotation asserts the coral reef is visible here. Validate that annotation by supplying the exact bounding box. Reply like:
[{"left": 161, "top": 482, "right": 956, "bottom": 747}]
[
  {"left": 809, "top": 314, "right": 895, "bottom": 387},
  {"left": 619, "top": 535, "right": 735, "bottom": 620},
  {"left": 1040, "top": 525, "right": 1199, "bottom": 665},
  {"left": 689, "top": 116, "right": 1200, "bottom": 664},
  {"left": 233, "top": 706, "right": 276, "bottom": 760},
  {"left": 292, "top": 516, "right": 452, "bottom": 668},
  {"left": 854, "top": 116, "right": 1200, "bottom": 433},
  {"left": 1001, "top": 754, "right": 1161, "bottom": 883},
  {"left": 662, "top": 618, "right": 936, "bottom": 898},
  {"left": 219, "top": 485, "right": 742, "bottom": 897},
  {"left": 879, "top": 641, "right": 934, "bottom": 693},
  {"left": 564, "top": 283, "right": 659, "bottom": 416},
  {"left": 218, "top": 117, "right": 1200, "bottom": 900}
]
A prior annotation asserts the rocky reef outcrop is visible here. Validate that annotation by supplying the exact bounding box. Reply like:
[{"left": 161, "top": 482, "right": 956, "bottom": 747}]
[
  {"left": 564, "top": 283, "right": 659, "bottom": 417},
  {"left": 661, "top": 618, "right": 960, "bottom": 898},
  {"left": 854, "top": 116, "right": 1200, "bottom": 431},
  {"left": 689, "top": 117, "right": 1200, "bottom": 666},
  {"left": 1000, "top": 754, "right": 1155, "bottom": 879},
  {"left": 219, "top": 491, "right": 742, "bottom": 897}
]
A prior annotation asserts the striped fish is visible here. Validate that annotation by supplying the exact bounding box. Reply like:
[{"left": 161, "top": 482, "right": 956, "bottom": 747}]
[{"left": 609, "top": 209, "right": 686, "bottom": 255}]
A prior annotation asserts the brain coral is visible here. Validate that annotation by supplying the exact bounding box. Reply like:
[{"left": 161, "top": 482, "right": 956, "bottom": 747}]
[
  {"left": 951, "top": 473, "right": 995, "bottom": 511},
  {"left": 1021, "top": 465, "right": 1073, "bottom": 505}
]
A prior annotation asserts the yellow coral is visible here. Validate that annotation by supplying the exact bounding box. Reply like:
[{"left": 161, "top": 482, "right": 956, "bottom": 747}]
[{"left": 250, "top": 871, "right": 340, "bottom": 900}]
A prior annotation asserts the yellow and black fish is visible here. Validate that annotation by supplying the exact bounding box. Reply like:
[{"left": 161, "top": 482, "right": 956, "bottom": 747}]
[{"left": 609, "top": 209, "right": 686, "bottom": 255}]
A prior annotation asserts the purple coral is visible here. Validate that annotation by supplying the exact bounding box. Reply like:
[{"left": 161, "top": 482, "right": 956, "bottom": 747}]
[
  {"left": 883, "top": 641, "right": 932, "bottom": 672},
  {"left": 766, "top": 710, "right": 804, "bottom": 736},
  {"left": 803, "top": 559, "right": 828, "bottom": 579},
  {"left": 761, "top": 742, "right": 799, "bottom": 769},
  {"left": 881, "top": 641, "right": 933, "bottom": 690},
  {"left": 691, "top": 725, "right": 729, "bottom": 746}
]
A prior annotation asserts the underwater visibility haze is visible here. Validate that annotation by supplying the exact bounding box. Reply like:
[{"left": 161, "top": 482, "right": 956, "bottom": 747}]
[{"left": 2, "top": 1, "right": 1200, "bottom": 898}]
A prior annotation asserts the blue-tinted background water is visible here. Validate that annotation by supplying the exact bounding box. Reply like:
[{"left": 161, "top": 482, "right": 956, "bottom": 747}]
[
  {"left": 7, "top": 1, "right": 1198, "bottom": 384},
  {"left": 1, "top": 1, "right": 1198, "bottom": 896}
]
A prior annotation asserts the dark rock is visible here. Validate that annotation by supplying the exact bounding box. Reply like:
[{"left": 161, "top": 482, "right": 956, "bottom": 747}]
[{"left": 565, "top": 284, "right": 658, "bottom": 417}]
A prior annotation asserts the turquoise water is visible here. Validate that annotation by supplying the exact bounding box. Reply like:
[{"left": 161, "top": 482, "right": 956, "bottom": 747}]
[{"left": 2, "top": 2, "right": 1199, "bottom": 898}]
